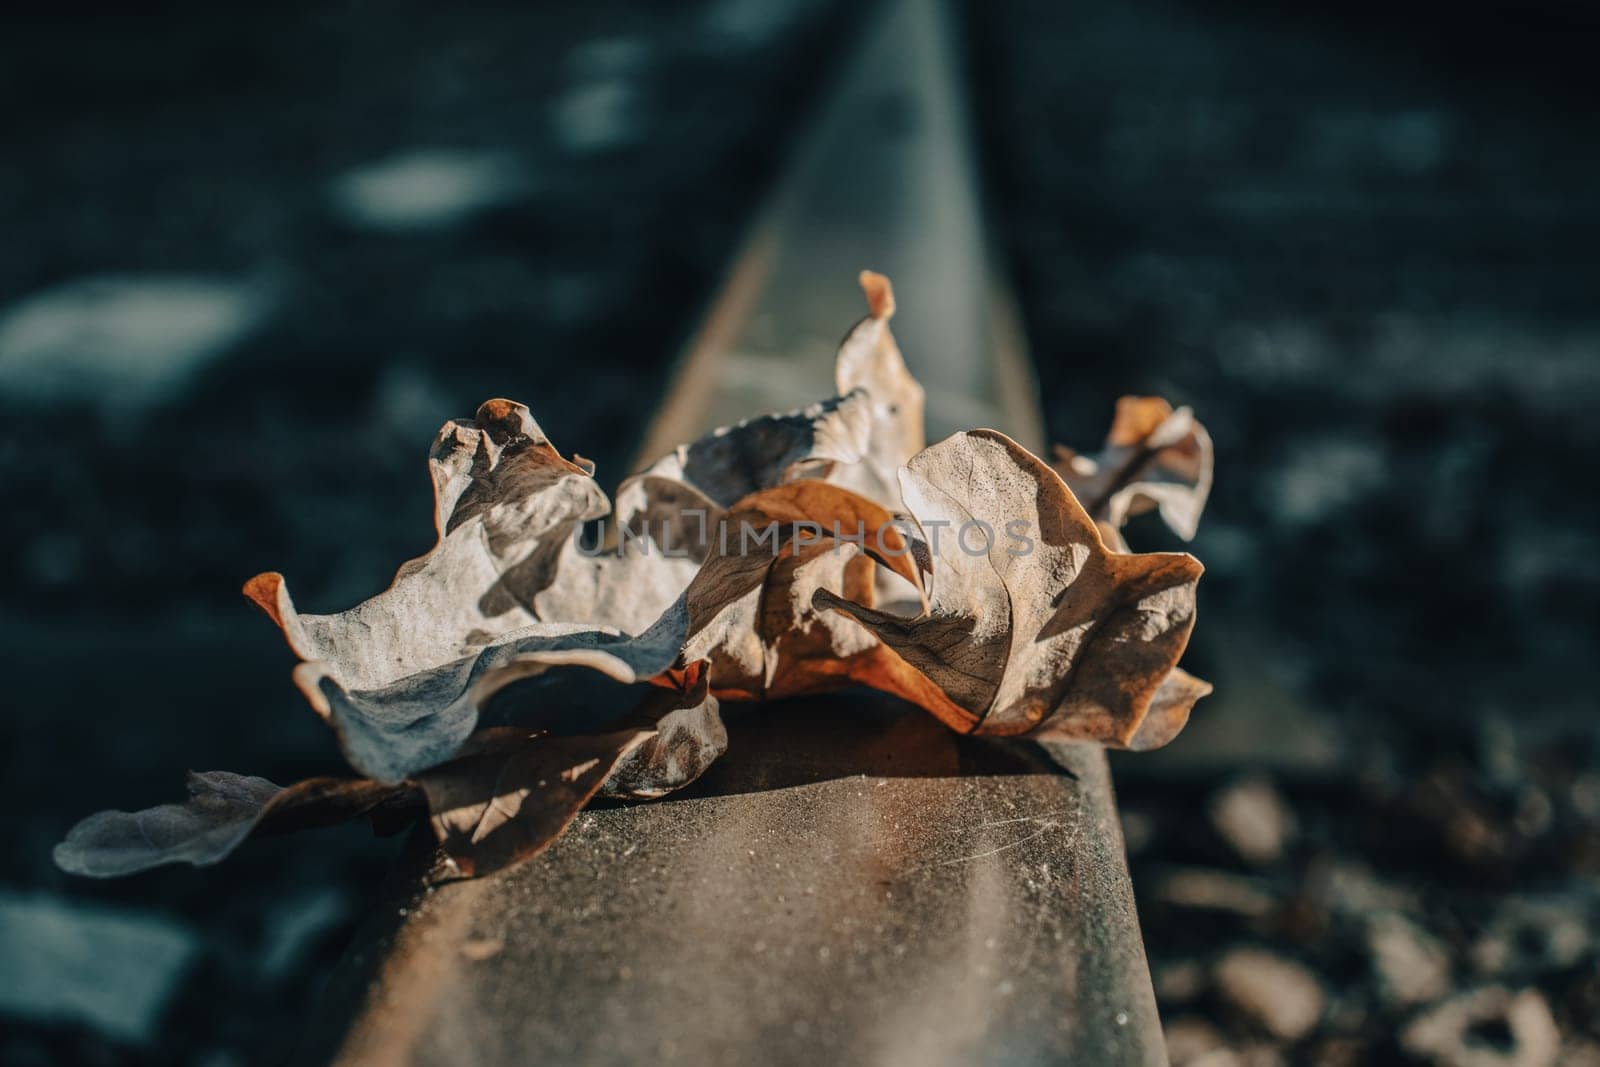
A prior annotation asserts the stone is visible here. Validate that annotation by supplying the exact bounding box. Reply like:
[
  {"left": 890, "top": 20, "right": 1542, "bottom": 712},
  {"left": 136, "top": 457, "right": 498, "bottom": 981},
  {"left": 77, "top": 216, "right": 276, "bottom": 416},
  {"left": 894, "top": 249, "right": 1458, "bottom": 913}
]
[
  {"left": 1400, "top": 987, "right": 1559, "bottom": 1067},
  {"left": 0, "top": 889, "right": 199, "bottom": 1045},
  {"left": 0, "top": 275, "right": 269, "bottom": 415},
  {"left": 1155, "top": 957, "right": 1208, "bottom": 1004},
  {"left": 327, "top": 150, "right": 526, "bottom": 231},
  {"left": 1209, "top": 776, "right": 1297, "bottom": 866},
  {"left": 1154, "top": 868, "right": 1279, "bottom": 917},
  {"left": 1366, "top": 911, "right": 1451, "bottom": 1007},
  {"left": 1470, "top": 897, "right": 1589, "bottom": 976},
  {"left": 1165, "top": 1015, "right": 1226, "bottom": 1065},
  {"left": 1214, "top": 948, "right": 1325, "bottom": 1041}
]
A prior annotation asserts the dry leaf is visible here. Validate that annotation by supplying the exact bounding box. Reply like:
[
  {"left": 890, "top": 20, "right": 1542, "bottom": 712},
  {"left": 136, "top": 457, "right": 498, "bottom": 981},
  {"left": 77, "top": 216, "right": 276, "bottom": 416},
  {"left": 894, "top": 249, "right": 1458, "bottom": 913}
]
[
  {"left": 532, "top": 389, "right": 877, "bottom": 635},
  {"left": 244, "top": 399, "right": 606, "bottom": 691},
  {"left": 245, "top": 385, "right": 895, "bottom": 783},
  {"left": 54, "top": 677, "right": 722, "bottom": 879},
  {"left": 244, "top": 478, "right": 905, "bottom": 786},
  {"left": 244, "top": 478, "right": 899, "bottom": 785},
  {"left": 601, "top": 665, "right": 727, "bottom": 799},
  {"left": 55, "top": 270, "right": 1214, "bottom": 884},
  {"left": 53, "top": 773, "right": 405, "bottom": 877},
  {"left": 831, "top": 270, "right": 925, "bottom": 511},
  {"left": 418, "top": 726, "right": 653, "bottom": 879},
  {"left": 818, "top": 429, "right": 1211, "bottom": 747},
  {"left": 680, "top": 480, "right": 925, "bottom": 701},
  {"left": 625, "top": 392, "right": 875, "bottom": 510},
  {"left": 1051, "top": 396, "right": 1213, "bottom": 540}
]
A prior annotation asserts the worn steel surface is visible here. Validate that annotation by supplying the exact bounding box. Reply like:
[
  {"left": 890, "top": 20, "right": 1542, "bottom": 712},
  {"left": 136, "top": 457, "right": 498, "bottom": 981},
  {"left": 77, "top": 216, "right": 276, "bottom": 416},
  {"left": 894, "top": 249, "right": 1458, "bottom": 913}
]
[
  {"left": 304, "top": 0, "right": 1166, "bottom": 1062},
  {"left": 312, "top": 698, "right": 1162, "bottom": 1066}
]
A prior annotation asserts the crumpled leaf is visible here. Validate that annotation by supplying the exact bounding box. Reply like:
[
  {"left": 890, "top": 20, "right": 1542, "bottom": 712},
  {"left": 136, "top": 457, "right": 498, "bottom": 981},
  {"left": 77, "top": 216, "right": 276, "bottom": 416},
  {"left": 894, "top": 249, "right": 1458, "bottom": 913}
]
[
  {"left": 600, "top": 665, "right": 726, "bottom": 799},
  {"left": 831, "top": 270, "right": 925, "bottom": 511},
  {"left": 53, "top": 773, "right": 405, "bottom": 877},
  {"left": 246, "top": 386, "right": 890, "bottom": 781},
  {"left": 245, "top": 478, "right": 911, "bottom": 787},
  {"left": 55, "top": 672, "right": 725, "bottom": 880},
  {"left": 244, "top": 478, "right": 909, "bottom": 785},
  {"left": 243, "top": 398, "right": 607, "bottom": 691},
  {"left": 55, "top": 270, "right": 1213, "bottom": 884},
  {"left": 818, "top": 429, "right": 1210, "bottom": 748},
  {"left": 1051, "top": 395, "right": 1213, "bottom": 541},
  {"left": 245, "top": 273, "right": 926, "bottom": 758},
  {"left": 276, "top": 608, "right": 690, "bottom": 785},
  {"left": 680, "top": 479, "right": 926, "bottom": 701},
  {"left": 626, "top": 391, "right": 875, "bottom": 510},
  {"left": 531, "top": 389, "right": 876, "bottom": 635},
  {"left": 418, "top": 726, "right": 654, "bottom": 879}
]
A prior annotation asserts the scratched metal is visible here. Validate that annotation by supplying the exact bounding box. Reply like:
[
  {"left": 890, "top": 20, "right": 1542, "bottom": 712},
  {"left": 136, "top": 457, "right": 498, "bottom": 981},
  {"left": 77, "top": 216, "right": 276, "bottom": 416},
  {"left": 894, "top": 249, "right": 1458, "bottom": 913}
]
[{"left": 313, "top": 697, "right": 1163, "bottom": 1066}]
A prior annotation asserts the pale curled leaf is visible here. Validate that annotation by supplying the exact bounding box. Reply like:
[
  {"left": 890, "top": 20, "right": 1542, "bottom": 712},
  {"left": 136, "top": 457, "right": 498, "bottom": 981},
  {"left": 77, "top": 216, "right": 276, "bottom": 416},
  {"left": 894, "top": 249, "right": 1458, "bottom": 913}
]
[
  {"left": 253, "top": 480, "right": 893, "bottom": 785},
  {"left": 628, "top": 390, "right": 876, "bottom": 510},
  {"left": 244, "top": 399, "right": 608, "bottom": 695},
  {"left": 251, "top": 483, "right": 889, "bottom": 783},
  {"left": 250, "top": 481, "right": 890, "bottom": 786},
  {"left": 247, "top": 387, "right": 895, "bottom": 782},
  {"left": 1051, "top": 396, "right": 1213, "bottom": 541},
  {"left": 817, "top": 430, "right": 1211, "bottom": 747},
  {"left": 283, "top": 604, "right": 690, "bottom": 784},
  {"left": 53, "top": 773, "right": 405, "bottom": 877},
  {"left": 532, "top": 475, "right": 717, "bottom": 636},
  {"left": 831, "top": 270, "right": 925, "bottom": 511}
]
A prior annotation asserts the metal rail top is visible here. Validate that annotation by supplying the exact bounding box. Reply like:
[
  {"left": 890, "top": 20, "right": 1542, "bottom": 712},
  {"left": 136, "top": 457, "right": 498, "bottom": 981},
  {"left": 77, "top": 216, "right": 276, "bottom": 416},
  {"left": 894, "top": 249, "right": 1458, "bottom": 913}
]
[{"left": 303, "top": 1, "right": 1165, "bottom": 1063}]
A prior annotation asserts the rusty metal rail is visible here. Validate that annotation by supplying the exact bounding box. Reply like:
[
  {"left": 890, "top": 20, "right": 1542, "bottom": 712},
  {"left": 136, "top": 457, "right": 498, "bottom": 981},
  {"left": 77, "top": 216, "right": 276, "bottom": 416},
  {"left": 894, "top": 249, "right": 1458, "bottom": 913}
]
[{"left": 301, "top": 1, "right": 1166, "bottom": 1062}]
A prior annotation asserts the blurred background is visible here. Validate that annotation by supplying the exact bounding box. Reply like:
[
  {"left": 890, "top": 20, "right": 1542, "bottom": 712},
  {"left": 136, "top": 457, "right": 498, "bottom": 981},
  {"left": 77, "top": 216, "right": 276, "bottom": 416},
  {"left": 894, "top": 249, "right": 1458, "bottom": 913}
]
[{"left": 3, "top": 1, "right": 1598, "bottom": 1063}]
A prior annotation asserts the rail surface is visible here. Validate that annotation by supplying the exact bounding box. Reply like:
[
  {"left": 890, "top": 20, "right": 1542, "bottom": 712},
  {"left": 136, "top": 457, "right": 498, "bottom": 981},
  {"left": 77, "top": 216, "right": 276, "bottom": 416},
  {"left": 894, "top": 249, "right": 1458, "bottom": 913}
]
[{"left": 303, "top": 1, "right": 1166, "bottom": 1063}]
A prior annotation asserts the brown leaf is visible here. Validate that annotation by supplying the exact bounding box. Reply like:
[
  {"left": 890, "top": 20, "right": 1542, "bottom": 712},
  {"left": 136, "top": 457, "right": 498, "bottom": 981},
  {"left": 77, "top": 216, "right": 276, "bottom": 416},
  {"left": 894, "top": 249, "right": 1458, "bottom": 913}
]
[
  {"left": 244, "top": 381, "right": 904, "bottom": 783},
  {"left": 601, "top": 664, "right": 727, "bottom": 799},
  {"left": 239, "top": 398, "right": 699, "bottom": 783},
  {"left": 817, "top": 429, "right": 1211, "bottom": 747},
  {"left": 418, "top": 726, "right": 654, "bottom": 879},
  {"left": 1051, "top": 396, "right": 1213, "bottom": 541},
  {"left": 53, "top": 773, "right": 406, "bottom": 877},
  {"left": 680, "top": 480, "right": 926, "bottom": 702},
  {"left": 527, "top": 386, "right": 876, "bottom": 637}
]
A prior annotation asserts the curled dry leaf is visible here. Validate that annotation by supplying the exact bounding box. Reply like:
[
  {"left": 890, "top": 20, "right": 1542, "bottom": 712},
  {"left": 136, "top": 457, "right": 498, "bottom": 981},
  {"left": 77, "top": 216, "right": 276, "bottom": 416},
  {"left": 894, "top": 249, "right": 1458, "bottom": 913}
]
[
  {"left": 625, "top": 391, "right": 875, "bottom": 511},
  {"left": 818, "top": 429, "right": 1210, "bottom": 748},
  {"left": 244, "top": 380, "right": 893, "bottom": 782},
  {"left": 601, "top": 665, "right": 727, "bottom": 799},
  {"left": 53, "top": 773, "right": 405, "bottom": 877},
  {"left": 679, "top": 479, "right": 926, "bottom": 702},
  {"left": 54, "top": 673, "right": 725, "bottom": 880},
  {"left": 54, "top": 269, "right": 1215, "bottom": 883},
  {"left": 243, "top": 475, "right": 914, "bottom": 788},
  {"left": 533, "top": 388, "right": 878, "bottom": 635},
  {"left": 831, "top": 270, "right": 925, "bottom": 512},
  {"left": 1051, "top": 396, "right": 1213, "bottom": 541}
]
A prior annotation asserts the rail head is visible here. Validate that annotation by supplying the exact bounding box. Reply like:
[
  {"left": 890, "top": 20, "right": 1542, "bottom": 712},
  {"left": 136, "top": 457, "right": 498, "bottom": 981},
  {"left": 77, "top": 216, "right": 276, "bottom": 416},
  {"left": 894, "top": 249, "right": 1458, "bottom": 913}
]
[{"left": 304, "top": 1, "right": 1165, "bottom": 1063}]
